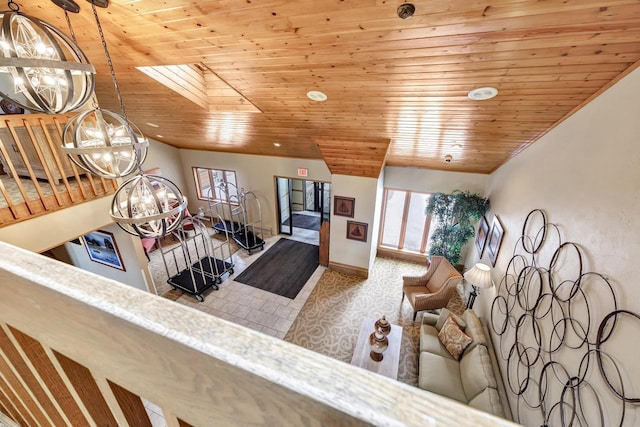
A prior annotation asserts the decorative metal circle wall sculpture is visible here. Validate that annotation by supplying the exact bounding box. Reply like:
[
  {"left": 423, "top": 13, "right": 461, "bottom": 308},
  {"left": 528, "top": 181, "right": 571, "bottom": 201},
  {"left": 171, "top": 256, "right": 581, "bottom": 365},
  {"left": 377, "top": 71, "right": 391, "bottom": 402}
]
[{"left": 490, "top": 209, "right": 638, "bottom": 426}]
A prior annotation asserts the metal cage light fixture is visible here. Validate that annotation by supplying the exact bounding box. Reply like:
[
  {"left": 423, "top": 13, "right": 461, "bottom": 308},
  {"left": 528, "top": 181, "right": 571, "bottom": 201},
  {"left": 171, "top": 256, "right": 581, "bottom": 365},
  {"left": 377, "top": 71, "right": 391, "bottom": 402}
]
[
  {"left": 62, "top": 0, "right": 148, "bottom": 180},
  {"left": 110, "top": 174, "right": 187, "bottom": 238},
  {"left": 62, "top": 0, "right": 187, "bottom": 238},
  {"left": 0, "top": 0, "right": 95, "bottom": 113}
]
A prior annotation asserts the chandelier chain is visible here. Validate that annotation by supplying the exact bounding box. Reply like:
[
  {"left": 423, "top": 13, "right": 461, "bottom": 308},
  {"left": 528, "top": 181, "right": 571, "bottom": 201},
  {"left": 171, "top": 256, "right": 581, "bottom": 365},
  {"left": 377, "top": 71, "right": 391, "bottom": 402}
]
[
  {"left": 91, "top": 2, "right": 128, "bottom": 120},
  {"left": 64, "top": 10, "right": 77, "bottom": 42},
  {"left": 7, "top": 0, "right": 19, "bottom": 12}
]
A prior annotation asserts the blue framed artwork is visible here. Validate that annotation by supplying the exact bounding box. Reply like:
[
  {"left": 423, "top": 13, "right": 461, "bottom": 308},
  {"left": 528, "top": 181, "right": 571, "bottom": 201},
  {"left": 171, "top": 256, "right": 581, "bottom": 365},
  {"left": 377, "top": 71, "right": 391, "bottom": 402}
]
[{"left": 82, "top": 230, "right": 126, "bottom": 271}]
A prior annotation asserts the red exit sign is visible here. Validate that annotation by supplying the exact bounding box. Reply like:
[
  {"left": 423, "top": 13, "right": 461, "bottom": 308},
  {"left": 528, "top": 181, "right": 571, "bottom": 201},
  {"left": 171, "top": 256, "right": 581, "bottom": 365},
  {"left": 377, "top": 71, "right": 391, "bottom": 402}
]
[{"left": 297, "top": 168, "right": 308, "bottom": 177}]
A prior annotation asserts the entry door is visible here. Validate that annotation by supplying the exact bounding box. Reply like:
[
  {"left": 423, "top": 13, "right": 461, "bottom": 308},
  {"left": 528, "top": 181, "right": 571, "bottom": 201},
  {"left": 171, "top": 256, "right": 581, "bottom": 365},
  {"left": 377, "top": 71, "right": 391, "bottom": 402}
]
[
  {"left": 276, "top": 177, "right": 292, "bottom": 235},
  {"left": 318, "top": 182, "right": 331, "bottom": 266}
]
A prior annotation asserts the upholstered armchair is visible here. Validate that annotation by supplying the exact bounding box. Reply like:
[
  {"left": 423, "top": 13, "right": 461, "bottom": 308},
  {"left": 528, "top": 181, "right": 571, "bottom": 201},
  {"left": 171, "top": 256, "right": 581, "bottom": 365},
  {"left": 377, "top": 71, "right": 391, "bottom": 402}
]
[{"left": 402, "top": 256, "right": 463, "bottom": 321}]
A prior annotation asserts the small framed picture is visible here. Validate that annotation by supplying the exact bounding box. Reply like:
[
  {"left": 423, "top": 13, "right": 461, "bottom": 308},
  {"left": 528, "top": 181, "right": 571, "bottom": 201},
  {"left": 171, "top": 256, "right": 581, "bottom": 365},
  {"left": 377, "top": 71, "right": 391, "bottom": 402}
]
[
  {"left": 487, "top": 216, "right": 504, "bottom": 267},
  {"left": 346, "top": 221, "right": 368, "bottom": 242},
  {"left": 82, "top": 230, "right": 126, "bottom": 271},
  {"left": 475, "top": 216, "right": 490, "bottom": 257},
  {"left": 334, "top": 196, "right": 355, "bottom": 218}
]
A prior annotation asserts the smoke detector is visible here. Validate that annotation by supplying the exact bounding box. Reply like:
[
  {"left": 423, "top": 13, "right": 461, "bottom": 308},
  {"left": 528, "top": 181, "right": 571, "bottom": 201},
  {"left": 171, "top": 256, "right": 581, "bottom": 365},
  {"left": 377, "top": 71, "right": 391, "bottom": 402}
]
[
  {"left": 444, "top": 154, "right": 453, "bottom": 163},
  {"left": 397, "top": 3, "right": 416, "bottom": 19}
]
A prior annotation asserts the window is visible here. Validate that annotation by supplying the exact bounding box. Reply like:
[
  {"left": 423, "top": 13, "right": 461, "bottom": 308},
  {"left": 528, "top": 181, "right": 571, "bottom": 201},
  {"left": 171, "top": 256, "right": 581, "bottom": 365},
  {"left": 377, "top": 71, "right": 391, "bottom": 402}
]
[
  {"left": 379, "top": 189, "right": 435, "bottom": 254},
  {"left": 193, "top": 167, "right": 238, "bottom": 203}
]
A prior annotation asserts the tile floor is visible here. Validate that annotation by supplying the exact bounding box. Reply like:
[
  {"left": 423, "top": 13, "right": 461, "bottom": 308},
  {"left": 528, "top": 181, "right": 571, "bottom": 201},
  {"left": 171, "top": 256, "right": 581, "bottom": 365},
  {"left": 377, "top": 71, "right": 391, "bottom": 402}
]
[
  {"left": 148, "top": 225, "right": 322, "bottom": 339},
  {"left": 144, "top": 225, "right": 321, "bottom": 425}
]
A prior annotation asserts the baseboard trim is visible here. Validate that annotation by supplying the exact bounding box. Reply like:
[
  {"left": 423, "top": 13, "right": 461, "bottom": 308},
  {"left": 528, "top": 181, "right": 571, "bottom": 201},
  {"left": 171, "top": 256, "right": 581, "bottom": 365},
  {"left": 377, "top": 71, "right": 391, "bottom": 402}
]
[
  {"left": 328, "top": 261, "right": 368, "bottom": 278},
  {"left": 376, "top": 247, "right": 426, "bottom": 264}
]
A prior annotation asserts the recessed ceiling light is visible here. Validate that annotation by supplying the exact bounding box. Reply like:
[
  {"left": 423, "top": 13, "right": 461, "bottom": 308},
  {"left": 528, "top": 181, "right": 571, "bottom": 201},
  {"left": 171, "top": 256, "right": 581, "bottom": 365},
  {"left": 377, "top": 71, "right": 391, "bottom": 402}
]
[
  {"left": 444, "top": 154, "right": 453, "bottom": 163},
  {"left": 146, "top": 122, "right": 160, "bottom": 128},
  {"left": 452, "top": 144, "right": 462, "bottom": 149},
  {"left": 468, "top": 87, "right": 498, "bottom": 101},
  {"left": 307, "top": 90, "right": 327, "bottom": 102},
  {"left": 273, "top": 143, "right": 281, "bottom": 147},
  {"left": 156, "top": 134, "right": 164, "bottom": 138}
]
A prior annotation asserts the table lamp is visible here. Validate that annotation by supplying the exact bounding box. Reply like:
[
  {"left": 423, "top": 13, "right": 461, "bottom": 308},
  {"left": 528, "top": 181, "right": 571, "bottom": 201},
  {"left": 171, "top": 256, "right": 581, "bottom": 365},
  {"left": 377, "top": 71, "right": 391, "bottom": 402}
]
[{"left": 463, "top": 263, "right": 494, "bottom": 309}]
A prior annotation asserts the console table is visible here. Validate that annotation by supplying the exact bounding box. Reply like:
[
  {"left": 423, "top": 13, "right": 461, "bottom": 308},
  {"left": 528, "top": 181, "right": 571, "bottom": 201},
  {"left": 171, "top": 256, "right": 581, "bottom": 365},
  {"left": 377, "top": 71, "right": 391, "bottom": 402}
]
[{"left": 350, "top": 317, "right": 402, "bottom": 380}]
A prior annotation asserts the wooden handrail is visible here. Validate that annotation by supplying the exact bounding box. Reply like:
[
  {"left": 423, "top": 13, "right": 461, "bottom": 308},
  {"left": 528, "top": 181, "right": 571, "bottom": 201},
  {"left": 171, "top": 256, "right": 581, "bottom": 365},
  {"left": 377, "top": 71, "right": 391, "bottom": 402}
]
[
  {"left": 0, "top": 114, "right": 116, "bottom": 227},
  {"left": 0, "top": 242, "right": 519, "bottom": 426}
]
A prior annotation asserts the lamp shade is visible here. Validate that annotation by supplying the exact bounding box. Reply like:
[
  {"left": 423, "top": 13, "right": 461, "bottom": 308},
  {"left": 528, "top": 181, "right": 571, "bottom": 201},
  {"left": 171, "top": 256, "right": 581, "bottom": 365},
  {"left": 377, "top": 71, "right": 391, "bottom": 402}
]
[{"left": 463, "top": 263, "right": 494, "bottom": 288}]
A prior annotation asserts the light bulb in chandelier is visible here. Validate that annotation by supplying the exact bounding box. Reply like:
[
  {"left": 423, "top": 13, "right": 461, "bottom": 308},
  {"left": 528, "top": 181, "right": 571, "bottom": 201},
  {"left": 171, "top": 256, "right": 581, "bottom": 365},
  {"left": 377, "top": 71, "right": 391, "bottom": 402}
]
[
  {"left": 110, "top": 174, "right": 187, "bottom": 238},
  {"left": 0, "top": 7, "right": 95, "bottom": 113},
  {"left": 62, "top": 109, "right": 149, "bottom": 179}
]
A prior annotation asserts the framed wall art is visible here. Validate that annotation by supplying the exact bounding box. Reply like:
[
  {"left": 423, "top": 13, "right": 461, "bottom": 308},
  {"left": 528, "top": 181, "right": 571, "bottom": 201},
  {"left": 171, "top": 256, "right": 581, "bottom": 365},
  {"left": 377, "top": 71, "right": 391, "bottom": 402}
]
[
  {"left": 334, "top": 196, "right": 355, "bottom": 218},
  {"left": 82, "top": 230, "right": 126, "bottom": 271},
  {"left": 486, "top": 215, "right": 504, "bottom": 267},
  {"left": 475, "top": 216, "right": 490, "bottom": 257},
  {"left": 346, "top": 221, "right": 368, "bottom": 242}
]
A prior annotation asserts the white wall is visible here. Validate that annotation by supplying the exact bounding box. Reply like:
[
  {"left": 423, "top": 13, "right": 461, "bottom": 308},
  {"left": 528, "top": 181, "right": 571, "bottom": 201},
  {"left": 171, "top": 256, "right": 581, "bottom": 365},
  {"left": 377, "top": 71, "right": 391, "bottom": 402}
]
[
  {"left": 330, "top": 174, "right": 379, "bottom": 272},
  {"left": 384, "top": 166, "right": 488, "bottom": 194},
  {"left": 0, "top": 197, "right": 114, "bottom": 253},
  {"left": 178, "top": 150, "right": 331, "bottom": 234},
  {"left": 471, "top": 68, "right": 640, "bottom": 425},
  {"left": 64, "top": 223, "right": 149, "bottom": 292},
  {"left": 139, "top": 138, "right": 187, "bottom": 193},
  {"left": 370, "top": 171, "right": 385, "bottom": 268}
]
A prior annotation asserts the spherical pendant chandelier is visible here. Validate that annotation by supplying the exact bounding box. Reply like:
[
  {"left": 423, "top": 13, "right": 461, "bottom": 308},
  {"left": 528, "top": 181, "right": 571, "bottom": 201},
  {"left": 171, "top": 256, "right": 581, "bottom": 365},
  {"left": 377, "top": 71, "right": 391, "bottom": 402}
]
[
  {"left": 110, "top": 174, "right": 187, "bottom": 238},
  {"left": 62, "top": 108, "right": 148, "bottom": 179},
  {"left": 0, "top": 0, "right": 95, "bottom": 113},
  {"left": 61, "top": 0, "right": 148, "bottom": 179}
]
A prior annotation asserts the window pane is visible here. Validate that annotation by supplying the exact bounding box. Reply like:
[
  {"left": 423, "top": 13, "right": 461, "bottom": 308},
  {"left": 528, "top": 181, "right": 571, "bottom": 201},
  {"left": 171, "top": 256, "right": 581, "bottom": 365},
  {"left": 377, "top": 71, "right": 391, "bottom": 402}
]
[
  {"left": 225, "top": 170, "right": 238, "bottom": 200},
  {"left": 380, "top": 190, "right": 406, "bottom": 248},
  {"left": 425, "top": 214, "right": 439, "bottom": 253},
  {"left": 195, "top": 168, "right": 211, "bottom": 199},
  {"left": 193, "top": 168, "right": 237, "bottom": 202},
  {"left": 403, "top": 193, "right": 429, "bottom": 252}
]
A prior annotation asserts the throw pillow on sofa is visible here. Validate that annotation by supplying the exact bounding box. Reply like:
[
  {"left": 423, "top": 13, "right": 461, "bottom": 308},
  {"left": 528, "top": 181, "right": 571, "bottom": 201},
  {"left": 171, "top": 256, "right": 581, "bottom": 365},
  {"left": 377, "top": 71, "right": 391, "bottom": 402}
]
[
  {"left": 438, "top": 316, "right": 473, "bottom": 360},
  {"left": 435, "top": 308, "right": 467, "bottom": 330}
]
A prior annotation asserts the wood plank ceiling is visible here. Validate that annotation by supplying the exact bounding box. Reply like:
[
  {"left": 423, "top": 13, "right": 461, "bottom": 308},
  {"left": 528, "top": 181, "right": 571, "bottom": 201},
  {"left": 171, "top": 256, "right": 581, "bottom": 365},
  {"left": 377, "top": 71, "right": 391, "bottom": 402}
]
[{"left": 20, "top": 0, "right": 640, "bottom": 174}]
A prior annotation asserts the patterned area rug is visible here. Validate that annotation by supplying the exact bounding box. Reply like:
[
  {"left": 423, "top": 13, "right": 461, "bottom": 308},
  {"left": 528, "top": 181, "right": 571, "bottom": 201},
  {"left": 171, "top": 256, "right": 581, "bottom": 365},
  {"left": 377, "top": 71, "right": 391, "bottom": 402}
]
[{"left": 284, "top": 257, "right": 465, "bottom": 387}]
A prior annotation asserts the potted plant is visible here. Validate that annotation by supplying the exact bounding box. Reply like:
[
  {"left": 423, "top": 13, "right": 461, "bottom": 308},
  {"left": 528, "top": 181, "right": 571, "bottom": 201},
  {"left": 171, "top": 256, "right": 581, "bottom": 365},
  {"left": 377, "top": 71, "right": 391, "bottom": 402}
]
[{"left": 425, "top": 190, "right": 490, "bottom": 266}]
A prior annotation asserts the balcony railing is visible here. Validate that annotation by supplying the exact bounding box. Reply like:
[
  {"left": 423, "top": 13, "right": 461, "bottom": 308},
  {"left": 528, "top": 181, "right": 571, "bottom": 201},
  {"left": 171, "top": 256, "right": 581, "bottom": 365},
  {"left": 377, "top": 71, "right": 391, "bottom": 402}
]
[
  {"left": 0, "top": 242, "right": 517, "bottom": 426},
  {"left": 0, "top": 113, "right": 117, "bottom": 227}
]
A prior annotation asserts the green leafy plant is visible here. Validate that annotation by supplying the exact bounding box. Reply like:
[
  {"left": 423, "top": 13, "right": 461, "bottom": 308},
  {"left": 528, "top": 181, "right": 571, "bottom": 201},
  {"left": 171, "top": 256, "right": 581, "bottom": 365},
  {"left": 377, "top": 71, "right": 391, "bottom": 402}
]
[{"left": 425, "top": 190, "right": 490, "bottom": 265}]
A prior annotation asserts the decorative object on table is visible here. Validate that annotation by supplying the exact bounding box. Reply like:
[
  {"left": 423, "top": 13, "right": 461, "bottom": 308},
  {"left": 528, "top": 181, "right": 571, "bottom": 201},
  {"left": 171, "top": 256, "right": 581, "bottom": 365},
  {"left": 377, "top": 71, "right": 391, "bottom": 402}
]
[
  {"left": 334, "top": 196, "right": 355, "bottom": 217},
  {"left": 463, "top": 262, "right": 493, "bottom": 309},
  {"left": 81, "top": 229, "right": 125, "bottom": 271},
  {"left": 368, "top": 326, "right": 388, "bottom": 362},
  {"left": 0, "top": 0, "right": 95, "bottom": 114},
  {"left": 374, "top": 315, "right": 391, "bottom": 336},
  {"left": 346, "top": 220, "right": 368, "bottom": 242},
  {"left": 486, "top": 215, "right": 504, "bottom": 267},
  {"left": 474, "top": 215, "right": 489, "bottom": 257},
  {"left": 425, "top": 190, "right": 490, "bottom": 265}
]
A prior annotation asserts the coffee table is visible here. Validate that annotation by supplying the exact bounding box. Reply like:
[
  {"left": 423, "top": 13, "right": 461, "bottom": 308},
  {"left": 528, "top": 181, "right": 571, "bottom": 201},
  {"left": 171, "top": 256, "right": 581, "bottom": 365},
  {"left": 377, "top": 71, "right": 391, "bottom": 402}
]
[{"left": 350, "top": 317, "right": 403, "bottom": 379}]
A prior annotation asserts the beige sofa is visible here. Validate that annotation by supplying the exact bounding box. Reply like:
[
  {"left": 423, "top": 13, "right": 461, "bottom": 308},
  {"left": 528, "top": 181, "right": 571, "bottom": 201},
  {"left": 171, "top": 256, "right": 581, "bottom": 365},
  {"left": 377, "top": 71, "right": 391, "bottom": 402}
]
[{"left": 417, "top": 309, "right": 511, "bottom": 420}]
